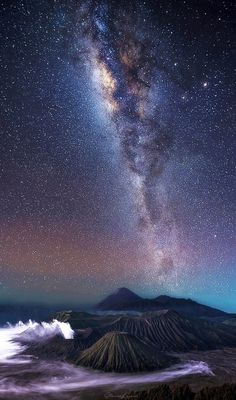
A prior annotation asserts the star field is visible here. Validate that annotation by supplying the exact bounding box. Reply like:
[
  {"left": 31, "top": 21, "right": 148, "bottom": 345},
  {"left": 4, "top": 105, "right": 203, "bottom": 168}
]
[{"left": 0, "top": 0, "right": 235, "bottom": 311}]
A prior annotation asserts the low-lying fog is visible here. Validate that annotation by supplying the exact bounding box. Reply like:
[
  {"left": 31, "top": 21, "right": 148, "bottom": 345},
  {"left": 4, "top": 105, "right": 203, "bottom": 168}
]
[{"left": 0, "top": 320, "right": 214, "bottom": 399}]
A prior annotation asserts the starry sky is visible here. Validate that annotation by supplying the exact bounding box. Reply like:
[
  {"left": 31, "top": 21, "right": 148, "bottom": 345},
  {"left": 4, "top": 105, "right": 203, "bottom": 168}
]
[{"left": 0, "top": 0, "right": 235, "bottom": 311}]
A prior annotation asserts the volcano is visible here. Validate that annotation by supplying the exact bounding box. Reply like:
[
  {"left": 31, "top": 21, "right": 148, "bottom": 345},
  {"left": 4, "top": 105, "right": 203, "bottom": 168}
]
[
  {"left": 95, "top": 288, "right": 228, "bottom": 318},
  {"left": 73, "top": 331, "right": 177, "bottom": 373},
  {"left": 98, "top": 310, "right": 236, "bottom": 351},
  {"left": 96, "top": 287, "right": 142, "bottom": 311}
]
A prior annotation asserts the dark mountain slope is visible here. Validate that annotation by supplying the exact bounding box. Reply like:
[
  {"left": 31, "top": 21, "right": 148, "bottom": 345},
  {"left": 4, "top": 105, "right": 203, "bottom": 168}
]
[
  {"left": 74, "top": 328, "right": 102, "bottom": 350},
  {"left": 95, "top": 288, "right": 228, "bottom": 318},
  {"left": 23, "top": 310, "right": 236, "bottom": 364},
  {"left": 49, "top": 310, "right": 116, "bottom": 329},
  {"left": 125, "top": 383, "right": 236, "bottom": 400},
  {"left": 154, "top": 295, "right": 227, "bottom": 318},
  {"left": 96, "top": 287, "right": 142, "bottom": 311},
  {"left": 73, "top": 331, "right": 177, "bottom": 372},
  {"left": 96, "top": 310, "right": 236, "bottom": 351},
  {"left": 23, "top": 335, "right": 75, "bottom": 360}
]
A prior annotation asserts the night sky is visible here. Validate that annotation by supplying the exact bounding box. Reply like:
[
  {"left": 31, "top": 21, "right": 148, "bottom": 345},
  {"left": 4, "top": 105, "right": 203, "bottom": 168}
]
[{"left": 0, "top": 0, "right": 235, "bottom": 311}]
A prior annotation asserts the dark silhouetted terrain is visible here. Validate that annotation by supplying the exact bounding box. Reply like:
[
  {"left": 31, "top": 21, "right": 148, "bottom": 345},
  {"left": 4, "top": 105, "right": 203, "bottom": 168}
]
[
  {"left": 96, "top": 288, "right": 230, "bottom": 318},
  {"left": 48, "top": 309, "right": 236, "bottom": 355},
  {"left": 71, "top": 331, "right": 178, "bottom": 372},
  {"left": 124, "top": 383, "right": 236, "bottom": 400}
]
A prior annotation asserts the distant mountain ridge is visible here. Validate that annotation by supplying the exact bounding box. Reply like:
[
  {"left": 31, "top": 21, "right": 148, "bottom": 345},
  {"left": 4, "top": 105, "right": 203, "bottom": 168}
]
[
  {"left": 96, "top": 287, "right": 229, "bottom": 318},
  {"left": 0, "top": 304, "right": 62, "bottom": 325}
]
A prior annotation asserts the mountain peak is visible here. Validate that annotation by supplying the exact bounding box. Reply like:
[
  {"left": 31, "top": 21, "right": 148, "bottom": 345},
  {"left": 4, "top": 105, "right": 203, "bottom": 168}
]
[
  {"left": 115, "top": 287, "right": 135, "bottom": 295},
  {"left": 75, "top": 331, "right": 177, "bottom": 372},
  {"left": 96, "top": 288, "right": 227, "bottom": 317},
  {"left": 96, "top": 287, "right": 141, "bottom": 310},
  {"left": 155, "top": 295, "right": 172, "bottom": 302}
]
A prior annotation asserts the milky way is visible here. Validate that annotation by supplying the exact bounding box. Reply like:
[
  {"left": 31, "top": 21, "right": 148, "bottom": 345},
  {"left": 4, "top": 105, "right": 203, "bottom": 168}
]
[
  {"left": 73, "top": 1, "right": 185, "bottom": 280},
  {"left": 0, "top": 0, "right": 235, "bottom": 308}
]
